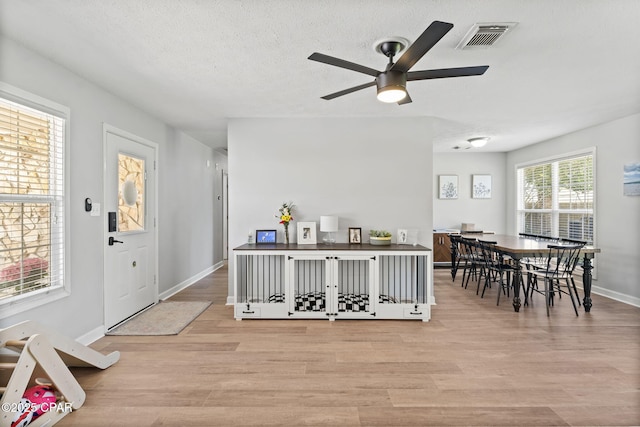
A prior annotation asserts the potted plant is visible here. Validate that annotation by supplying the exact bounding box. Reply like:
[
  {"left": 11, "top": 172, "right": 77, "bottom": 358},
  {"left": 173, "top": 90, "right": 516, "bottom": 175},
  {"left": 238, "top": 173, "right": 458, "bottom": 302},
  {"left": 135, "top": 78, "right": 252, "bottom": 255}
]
[{"left": 369, "top": 229, "right": 392, "bottom": 245}]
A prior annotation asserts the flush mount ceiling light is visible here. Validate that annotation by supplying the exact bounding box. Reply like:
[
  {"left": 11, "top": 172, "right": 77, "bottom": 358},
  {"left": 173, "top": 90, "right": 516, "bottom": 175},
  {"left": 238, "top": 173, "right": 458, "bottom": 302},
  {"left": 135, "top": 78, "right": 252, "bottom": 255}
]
[{"left": 468, "top": 137, "right": 490, "bottom": 148}]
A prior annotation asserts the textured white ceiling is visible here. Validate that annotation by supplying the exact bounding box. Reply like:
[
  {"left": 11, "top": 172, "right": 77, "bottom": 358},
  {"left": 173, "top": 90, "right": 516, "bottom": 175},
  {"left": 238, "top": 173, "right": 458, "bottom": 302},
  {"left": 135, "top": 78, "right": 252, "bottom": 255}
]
[{"left": 1, "top": 0, "right": 639, "bottom": 152}]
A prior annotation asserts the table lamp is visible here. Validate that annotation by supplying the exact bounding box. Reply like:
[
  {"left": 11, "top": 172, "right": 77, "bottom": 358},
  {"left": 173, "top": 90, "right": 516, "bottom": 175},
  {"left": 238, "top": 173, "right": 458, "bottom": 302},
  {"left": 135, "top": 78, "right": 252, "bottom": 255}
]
[{"left": 320, "top": 215, "right": 338, "bottom": 244}]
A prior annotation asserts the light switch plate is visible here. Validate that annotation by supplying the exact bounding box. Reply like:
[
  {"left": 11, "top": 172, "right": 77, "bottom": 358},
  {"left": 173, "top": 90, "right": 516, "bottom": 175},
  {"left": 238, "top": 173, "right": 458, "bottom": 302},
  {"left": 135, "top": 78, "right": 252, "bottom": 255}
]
[{"left": 91, "top": 202, "right": 100, "bottom": 217}]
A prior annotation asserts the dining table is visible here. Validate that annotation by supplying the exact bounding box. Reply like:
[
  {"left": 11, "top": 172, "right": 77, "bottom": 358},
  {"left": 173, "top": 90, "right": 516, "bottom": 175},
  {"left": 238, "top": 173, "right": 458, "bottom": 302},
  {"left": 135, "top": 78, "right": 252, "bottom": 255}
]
[{"left": 450, "top": 234, "right": 601, "bottom": 313}]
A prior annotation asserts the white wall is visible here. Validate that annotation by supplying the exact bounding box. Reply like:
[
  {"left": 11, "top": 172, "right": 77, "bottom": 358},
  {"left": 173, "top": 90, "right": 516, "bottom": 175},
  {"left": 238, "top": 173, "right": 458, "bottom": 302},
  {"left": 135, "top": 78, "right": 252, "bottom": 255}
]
[
  {"left": 433, "top": 152, "right": 507, "bottom": 233},
  {"left": 228, "top": 117, "right": 434, "bottom": 297},
  {"left": 506, "top": 113, "right": 640, "bottom": 304},
  {"left": 212, "top": 150, "right": 229, "bottom": 264},
  {"left": 0, "top": 36, "right": 216, "bottom": 338},
  {"left": 158, "top": 130, "right": 215, "bottom": 289}
]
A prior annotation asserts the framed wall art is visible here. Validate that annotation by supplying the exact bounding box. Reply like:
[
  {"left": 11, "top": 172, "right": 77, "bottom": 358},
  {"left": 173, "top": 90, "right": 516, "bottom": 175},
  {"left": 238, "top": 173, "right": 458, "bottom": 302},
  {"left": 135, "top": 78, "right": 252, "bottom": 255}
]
[
  {"left": 624, "top": 162, "right": 640, "bottom": 196},
  {"left": 472, "top": 174, "right": 492, "bottom": 199},
  {"left": 439, "top": 175, "right": 458, "bottom": 199}
]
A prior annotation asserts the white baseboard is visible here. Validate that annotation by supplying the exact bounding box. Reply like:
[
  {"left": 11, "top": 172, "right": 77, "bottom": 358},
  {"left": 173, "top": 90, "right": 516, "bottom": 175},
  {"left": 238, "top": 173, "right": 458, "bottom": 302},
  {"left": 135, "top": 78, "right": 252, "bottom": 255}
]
[
  {"left": 159, "top": 262, "right": 224, "bottom": 301},
  {"left": 591, "top": 285, "right": 640, "bottom": 307},
  {"left": 75, "top": 325, "right": 105, "bottom": 346},
  {"left": 226, "top": 296, "right": 234, "bottom": 305}
]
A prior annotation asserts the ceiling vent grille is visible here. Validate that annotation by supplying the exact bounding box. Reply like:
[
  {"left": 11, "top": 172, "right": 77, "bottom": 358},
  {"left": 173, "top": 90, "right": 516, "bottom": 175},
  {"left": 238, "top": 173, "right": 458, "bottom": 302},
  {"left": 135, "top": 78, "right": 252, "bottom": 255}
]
[{"left": 456, "top": 22, "right": 518, "bottom": 49}]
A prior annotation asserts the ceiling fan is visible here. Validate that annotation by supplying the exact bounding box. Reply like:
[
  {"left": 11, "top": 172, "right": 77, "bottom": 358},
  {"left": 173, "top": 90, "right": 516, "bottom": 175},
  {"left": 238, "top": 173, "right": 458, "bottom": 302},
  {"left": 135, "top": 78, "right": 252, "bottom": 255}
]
[{"left": 308, "top": 20, "right": 489, "bottom": 105}]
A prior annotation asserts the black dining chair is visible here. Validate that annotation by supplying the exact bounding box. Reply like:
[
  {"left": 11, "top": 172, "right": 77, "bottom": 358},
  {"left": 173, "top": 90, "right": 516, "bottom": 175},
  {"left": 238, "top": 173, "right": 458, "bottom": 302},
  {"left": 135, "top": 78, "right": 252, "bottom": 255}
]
[
  {"left": 459, "top": 237, "right": 483, "bottom": 291},
  {"left": 526, "top": 243, "right": 585, "bottom": 316},
  {"left": 449, "top": 234, "right": 463, "bottom": 282},
  {"left": 478, "top": 240, "right": 522, "bottom": 306}
]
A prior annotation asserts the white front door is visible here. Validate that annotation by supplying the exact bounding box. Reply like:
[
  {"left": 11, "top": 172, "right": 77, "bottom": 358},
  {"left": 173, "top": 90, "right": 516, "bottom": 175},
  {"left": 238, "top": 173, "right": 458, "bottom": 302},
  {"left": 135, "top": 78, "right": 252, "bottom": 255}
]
[{"left": 103, "top": 126, "right": 157, "bottom": 330}]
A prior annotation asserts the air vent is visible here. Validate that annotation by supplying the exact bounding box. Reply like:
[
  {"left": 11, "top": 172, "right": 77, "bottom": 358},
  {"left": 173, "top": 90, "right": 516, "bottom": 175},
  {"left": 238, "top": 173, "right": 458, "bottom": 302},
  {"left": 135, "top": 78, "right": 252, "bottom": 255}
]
[{"left": 456, "top": 22, "right": 518, "bottom": 49}]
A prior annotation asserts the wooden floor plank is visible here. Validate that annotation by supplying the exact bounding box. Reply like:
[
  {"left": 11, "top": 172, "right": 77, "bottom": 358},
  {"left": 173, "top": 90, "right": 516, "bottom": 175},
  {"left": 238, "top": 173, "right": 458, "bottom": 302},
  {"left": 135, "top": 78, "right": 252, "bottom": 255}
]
[{"left": 54, "top": 265, "right": 640, "bottom": 426}]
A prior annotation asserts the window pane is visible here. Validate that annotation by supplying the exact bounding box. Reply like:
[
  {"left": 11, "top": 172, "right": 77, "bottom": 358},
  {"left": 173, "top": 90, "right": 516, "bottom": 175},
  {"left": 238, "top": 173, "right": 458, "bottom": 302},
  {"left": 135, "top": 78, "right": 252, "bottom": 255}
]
[
  {"left": 522, "top": 164, "right": 552, "bottom": 209},
  {"left": 558, "top": 155, "right": 593, "bottom": 210},
  {"left": 559, "top": 213, "right": 593, "bottom": 243},
  {"left": 0, "top": 105, "right": 52, "bottom": 195},
  {"left": 0, "top": 202, "right": 52, "bottom": 300},
  {"left": 118, "top": 153, "right": 145, "bottom": 232},
  {"left": 522, "top": 212, "right": 552, "bottom": 236}
]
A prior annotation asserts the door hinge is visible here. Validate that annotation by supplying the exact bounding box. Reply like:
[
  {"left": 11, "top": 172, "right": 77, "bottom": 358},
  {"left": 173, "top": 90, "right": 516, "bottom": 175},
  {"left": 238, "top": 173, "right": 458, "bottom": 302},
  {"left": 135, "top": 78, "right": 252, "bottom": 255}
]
[
  {"left": 154, "top": 160, "right": 156, "bottom": 170},
  {"left": 153, "top": 275, "right": 157, "bottom": 284}
]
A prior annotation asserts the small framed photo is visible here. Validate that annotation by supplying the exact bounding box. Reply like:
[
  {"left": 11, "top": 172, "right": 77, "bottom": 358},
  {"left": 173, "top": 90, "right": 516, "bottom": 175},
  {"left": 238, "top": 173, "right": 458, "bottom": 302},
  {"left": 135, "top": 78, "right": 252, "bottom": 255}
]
[
  {"left": 439, "top": 175, "right": 458, "bottom": 199},
  {"left": 397, "top": 229, "right": 408, "bottom": 244},
  {"left": 348, "top": 227, "right": 362, "bottom": 244},
  {"left": 297, "top": 222, "right": 317, "bottom": 244},
  {"left": 255, "top": 229, "right": 276, "bottom": 244},
  {"left": 397, "top": 228, "right": 418, "bottom": 245},
  {"left": 472, "top": 174, "right": 492, "bottom": 199}
]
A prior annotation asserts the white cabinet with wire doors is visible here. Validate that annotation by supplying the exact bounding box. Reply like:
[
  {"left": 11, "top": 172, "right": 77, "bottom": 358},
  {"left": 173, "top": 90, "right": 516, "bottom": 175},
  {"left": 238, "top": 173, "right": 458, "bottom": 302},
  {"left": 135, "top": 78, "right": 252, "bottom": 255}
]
[
  {"left": 233, "top": 244, "right": 432, "bottom": 322},
  {"left": 287, "top": 254, "right": 376, "bottom": 320}
]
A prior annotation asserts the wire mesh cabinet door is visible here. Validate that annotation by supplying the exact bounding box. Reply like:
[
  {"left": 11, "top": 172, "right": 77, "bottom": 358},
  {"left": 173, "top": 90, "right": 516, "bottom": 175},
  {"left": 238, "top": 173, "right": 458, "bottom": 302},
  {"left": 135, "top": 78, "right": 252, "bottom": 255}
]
[
  {"left": 333, "top": 255, "right": 378, "bottom": 319},
  {"left": 287, "top": 254, "right": 329, "bottom": 319}
]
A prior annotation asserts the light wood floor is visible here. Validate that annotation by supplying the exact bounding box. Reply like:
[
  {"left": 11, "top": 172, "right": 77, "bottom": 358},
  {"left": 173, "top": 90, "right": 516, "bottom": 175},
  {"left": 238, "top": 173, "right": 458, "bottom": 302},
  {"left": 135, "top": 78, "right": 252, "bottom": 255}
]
[{"left": 59, "top": 265, "right": 639, "bottom": 426}]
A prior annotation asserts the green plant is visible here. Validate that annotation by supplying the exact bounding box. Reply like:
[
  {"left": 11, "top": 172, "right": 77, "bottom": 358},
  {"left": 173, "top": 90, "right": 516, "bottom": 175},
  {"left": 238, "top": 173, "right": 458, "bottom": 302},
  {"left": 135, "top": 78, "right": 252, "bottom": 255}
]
[{"left": 369, "top": 229, "right": 391, "bottom": 238}]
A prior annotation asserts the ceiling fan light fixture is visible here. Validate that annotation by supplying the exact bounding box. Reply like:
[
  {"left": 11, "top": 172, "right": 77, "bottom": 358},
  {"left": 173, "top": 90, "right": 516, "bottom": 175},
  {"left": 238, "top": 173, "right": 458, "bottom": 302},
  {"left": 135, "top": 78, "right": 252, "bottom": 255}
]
[
  {"left": 310, "top": 20, "right": 488, "bottom": 104},
  {"left": 376, "top": 71, "right": 407, "bottom": 103},
  {"left": 377, "top": 88, "right": 406, "bottom": 103},
  {"left": 468, "top": 137, "right": 490, "bottom": 148}
]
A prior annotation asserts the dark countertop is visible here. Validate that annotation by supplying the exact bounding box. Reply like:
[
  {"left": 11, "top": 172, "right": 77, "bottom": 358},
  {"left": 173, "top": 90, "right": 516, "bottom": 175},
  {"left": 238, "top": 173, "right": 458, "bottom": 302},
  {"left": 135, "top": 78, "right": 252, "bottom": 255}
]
[{"left": 234, "top": 243, "right": 430, "bottom": 252}]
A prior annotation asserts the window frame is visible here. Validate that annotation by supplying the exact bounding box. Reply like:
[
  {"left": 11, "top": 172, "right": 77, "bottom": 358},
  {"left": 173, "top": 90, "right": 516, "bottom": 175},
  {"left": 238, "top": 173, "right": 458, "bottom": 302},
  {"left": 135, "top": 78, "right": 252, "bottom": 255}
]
[
  {"left": 0, "top": 82, "right": 70, "bottom": 319},
  {"left": 515, "top": 148, "right": 596, "bottom": 244}
]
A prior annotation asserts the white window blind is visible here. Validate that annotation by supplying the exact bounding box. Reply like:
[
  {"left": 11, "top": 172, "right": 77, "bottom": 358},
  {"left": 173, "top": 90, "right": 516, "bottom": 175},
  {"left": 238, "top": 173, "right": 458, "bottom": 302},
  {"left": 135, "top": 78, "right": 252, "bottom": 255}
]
[
  {"left": 0, "top": 96, "right": 65, "bottom": 305},
  {"left": 517, "top": 152, "right": 594, "bottom": 243}
]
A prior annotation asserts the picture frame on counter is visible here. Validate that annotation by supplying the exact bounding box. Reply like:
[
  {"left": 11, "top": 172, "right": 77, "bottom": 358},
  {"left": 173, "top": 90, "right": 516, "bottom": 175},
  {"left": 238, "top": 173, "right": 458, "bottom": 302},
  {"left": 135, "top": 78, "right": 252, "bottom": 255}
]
[
  {"left": 255, "top": 229, "right": 276, "bottom": 244},
  {"left": 397, "top": 228, "right": 418, "bottom": 245},
  {"left": 297, "top": 222, "right": 317, "bottom": 244},
  {"left": 348, "top": 227, "right": 362, "bottom": 244}
]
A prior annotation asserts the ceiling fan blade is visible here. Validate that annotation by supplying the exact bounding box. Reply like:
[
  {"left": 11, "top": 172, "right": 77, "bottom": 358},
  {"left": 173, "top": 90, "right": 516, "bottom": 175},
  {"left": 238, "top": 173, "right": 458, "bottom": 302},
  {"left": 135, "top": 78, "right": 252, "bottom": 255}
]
[
  {"left": 407, "top": 65, "right": 489, "bottom": 81},
  {"left": 390, "top": 21, "right": 454, "bottom": 73},
  {"left": 320, "top": 81, "right": 376, "bottom": 100},
  {"left": 398, "top": 92, "right": 412, "bottom": 105},
  {"left": 309, "top": 53, "right": 380, "bottom": 77}
]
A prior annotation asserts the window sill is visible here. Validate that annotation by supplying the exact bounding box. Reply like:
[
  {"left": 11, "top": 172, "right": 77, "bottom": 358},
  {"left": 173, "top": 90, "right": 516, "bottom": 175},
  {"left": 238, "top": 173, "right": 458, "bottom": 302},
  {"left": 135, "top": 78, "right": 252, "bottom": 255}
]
[{"left": 0, "top": 286, "right": 70, "bottom": 320}]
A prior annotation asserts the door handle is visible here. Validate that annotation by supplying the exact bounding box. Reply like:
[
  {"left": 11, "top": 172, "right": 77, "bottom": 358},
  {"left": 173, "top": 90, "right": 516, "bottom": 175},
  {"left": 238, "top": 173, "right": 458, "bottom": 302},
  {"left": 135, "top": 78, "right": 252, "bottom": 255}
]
[{"left": 108, "top": 236, "right": 124, "bottom": 246}]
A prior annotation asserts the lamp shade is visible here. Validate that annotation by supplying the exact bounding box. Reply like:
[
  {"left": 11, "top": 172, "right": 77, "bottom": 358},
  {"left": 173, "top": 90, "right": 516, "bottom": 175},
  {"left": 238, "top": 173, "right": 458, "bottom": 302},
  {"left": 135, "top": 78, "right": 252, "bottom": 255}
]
[{"left": 320, "top": 215, "right": 339, "bottom": 232}]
